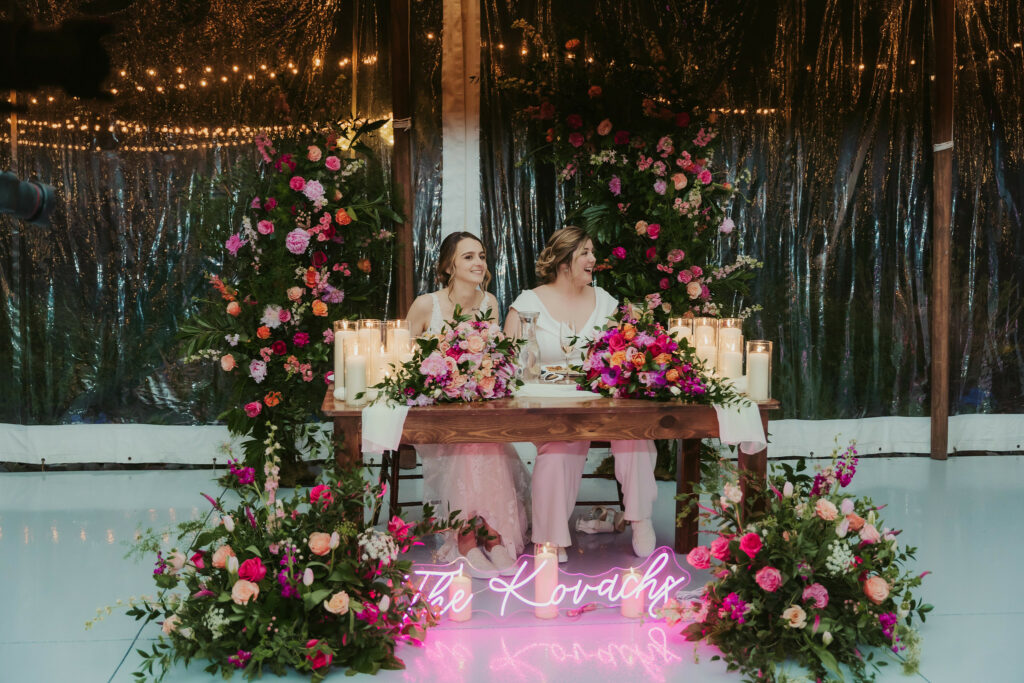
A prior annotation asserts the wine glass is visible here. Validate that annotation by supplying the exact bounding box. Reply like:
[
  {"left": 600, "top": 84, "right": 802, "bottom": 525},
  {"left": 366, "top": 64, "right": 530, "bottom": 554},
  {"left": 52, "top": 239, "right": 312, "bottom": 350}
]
[{"left": 559, "top": 320, "right": 577, "bottom": 380}]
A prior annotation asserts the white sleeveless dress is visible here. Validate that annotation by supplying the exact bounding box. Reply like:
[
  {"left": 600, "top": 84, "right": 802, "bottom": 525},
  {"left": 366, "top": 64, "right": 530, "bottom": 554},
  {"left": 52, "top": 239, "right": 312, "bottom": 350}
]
[{"left": 417, "top": 292, "right": 530, "bottom": 556}]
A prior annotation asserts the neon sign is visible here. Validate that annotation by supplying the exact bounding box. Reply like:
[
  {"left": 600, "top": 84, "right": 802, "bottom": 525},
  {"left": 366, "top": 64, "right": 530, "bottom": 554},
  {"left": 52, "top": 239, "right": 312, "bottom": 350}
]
[{"left": 412, "top": 546, "right": 691, "bottom": 619}]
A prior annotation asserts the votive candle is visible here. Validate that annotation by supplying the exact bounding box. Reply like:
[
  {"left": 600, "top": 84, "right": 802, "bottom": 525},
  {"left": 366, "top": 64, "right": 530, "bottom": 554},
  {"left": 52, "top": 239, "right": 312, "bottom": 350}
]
[
  {"left": 534, "top": 544, "right": 559, "bottom": 619},
  {"left": 449, "top": 568, "right": 473, "bottom": 622},
  {"left": 620, "top": 568, "right": 645, "bottom": 618}
]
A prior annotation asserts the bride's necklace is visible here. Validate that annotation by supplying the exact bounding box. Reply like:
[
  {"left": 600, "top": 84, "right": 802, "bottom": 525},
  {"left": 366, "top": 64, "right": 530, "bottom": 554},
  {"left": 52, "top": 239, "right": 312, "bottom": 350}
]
[{"left": 447, "top": 287, "right": 480, "bottom": 313}]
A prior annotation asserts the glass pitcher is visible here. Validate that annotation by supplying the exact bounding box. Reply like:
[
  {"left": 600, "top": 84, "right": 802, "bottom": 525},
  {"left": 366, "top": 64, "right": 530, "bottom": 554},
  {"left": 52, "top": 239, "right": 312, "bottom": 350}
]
[{"left": 517, "top": 310, "right": 541, "bottom": 382}]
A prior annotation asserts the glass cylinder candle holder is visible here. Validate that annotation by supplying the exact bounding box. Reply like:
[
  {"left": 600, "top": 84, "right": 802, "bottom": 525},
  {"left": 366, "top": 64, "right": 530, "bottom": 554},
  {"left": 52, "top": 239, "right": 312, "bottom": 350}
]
[
  {"left": 344, "top": 339, "right": 369, "bottom": 405},
  {"left": 358, "top": 319, "right": 382, "bottom": 384},
  {"left": 332, "top": 320, "right": 358, "bottom": 400},
  {"left": 667, "top": 317, "right": 694, "bottom": 347},
  {"left": 717, "top": 318, "right": 744, "bottom": 381},
  {"left": 385, "top": 319, "right": 412, "bottom": 361},
  {"left": 693, "top": 317, "right": 718, "bottom": 371},
  {"left": 745, "top": 340, "right": 772, "bottom": 402}
]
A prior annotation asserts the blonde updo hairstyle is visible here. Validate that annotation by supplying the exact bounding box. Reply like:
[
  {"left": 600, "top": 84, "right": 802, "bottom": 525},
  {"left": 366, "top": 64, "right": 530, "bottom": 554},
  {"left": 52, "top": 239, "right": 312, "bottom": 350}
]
[
  {"left": 436, "top": 231, "right": 492, "bottom": 290},
  {"left": 534, "top": 225, "right": 592, "bottom": 285}
]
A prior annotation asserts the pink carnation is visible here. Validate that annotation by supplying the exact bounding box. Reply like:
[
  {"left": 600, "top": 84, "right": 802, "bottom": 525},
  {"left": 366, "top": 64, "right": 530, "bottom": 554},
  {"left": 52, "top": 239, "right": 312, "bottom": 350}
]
[
  {"left": 244, "top": 401, "right": 262, "bottom": 418},
  {"left": 802, "top": 582, "right": 829, "bottom": 608},
  {"left": 285, "top": 228, "right": 311, "bottom": 254},
  {"left": 710, "top": 536, "right": 731, "bottom": 560},
  {"left": 289, "top": 176, "right": 306, "bottom": 191},
  {"left": 257, "top": 220, "right": 274, "bottom": 235},
  {"left": 719, "top": 217, "right": 735, "bottom": 234},
  {"left": 738, "top": 532, "right": 762, "bottom": 559},
  {"left": 698, "top": 169, "right": 712, "bottom": 185},
  {"left": 325, "top": 156, "right": 341, "bottom": 171},
  {"left": 612, "top": 246, "right": 627, "bottom": 259},
  {"left": 225, "top": 234, "right": 246, "bottom": 256},
  {"left": 609, "top": 176, "right": 621, "bottom": 196}
]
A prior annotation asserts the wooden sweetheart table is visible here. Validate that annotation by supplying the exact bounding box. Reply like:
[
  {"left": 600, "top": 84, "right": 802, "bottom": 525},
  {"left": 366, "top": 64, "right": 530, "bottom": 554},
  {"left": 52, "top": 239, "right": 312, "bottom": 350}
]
[{"left": 323, "top": 387, "right": 779, "bottom": 553}]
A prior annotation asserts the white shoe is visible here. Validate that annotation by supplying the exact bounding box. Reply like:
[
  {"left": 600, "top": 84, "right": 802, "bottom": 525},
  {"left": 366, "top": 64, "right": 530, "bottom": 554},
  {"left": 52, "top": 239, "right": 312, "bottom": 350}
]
[
  {"left": 631, "top": 518, "right": 656, "bottom": 558},
  {"left": 486, "top": 545, "right": 519, "bottom": 576},
  {"left": 461, "top": 546, "right": 499, "bottom": 578}
]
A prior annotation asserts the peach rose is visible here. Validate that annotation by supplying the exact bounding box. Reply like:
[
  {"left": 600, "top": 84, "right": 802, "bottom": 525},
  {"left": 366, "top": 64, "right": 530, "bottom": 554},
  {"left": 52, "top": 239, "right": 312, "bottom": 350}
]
[
  {"left": 212, "top": 544, "right": 236, "bottom": 569},
  {"left": 862, "top": 575, "right": 890, "bottom": 605},
  {"left": 665, "top": 368, "right": 680, "bottom": 382},
  {"left": 815, "top": 499, "right": 839, "bottom": 521},
  {"left": 478, "top": 375, "right": 497, "bottom": 396},
  {"left": 465, "top": 334, "right": 486, "bottom": 354},
  {"left": 609, "top": 350, "right": 627, "bottom": 367},
  {"left": 220, "top": 354, "right": 236, "bottom": 372},
  {"left": 324, "top": 591, "right": 350, "bottom": 615},
  {"left": 781, "top": 604, "right": 807, "bottom": 629},
  {"left": 287, "top": 286, "right": 303, "bottom": 302},
  {"left": 634, "top": 220, "right": 649, "bottom": 236},
  {"left": 307, "top": 145, "right": 322, "bottom": 162},
  {"left": 308, "top": 532, "right": 332, "bottom": 556},
  {"left": 686, "top": 281, "right": 702, "bottom": 299},
  {"left": 357, "top": 258, "right": 372, "bottom": 273},
  {"left": 845, "top": 513, "right": 865, "bottom": 531},
  {"left": 653, "top": 353, "right": 672, "bottom": 365},
  {"left": 597, "top": 118, "right": 613, "bottom": 136},
  {"left": 226, "top": 301, "right": 241, "bottom": 317},
  {"left": 161, "top": 614, "right": 180, "bottom": 634},
  {"left": 311, "top": 300, "right": 328, "bottom": 317},
  {"left": 621, "top": 324, "right": 637, "bottom": 341},
  {"left": 859, "top": 523, "right": 881, "bottom": 544},
  {"left": 671, "top": 172, "right": 688, "bottom": 190},
  {"left": 231, "top": 579, "right": 260, "bottom": 605},
  {"left": 256, "top": 325, "right": 271, "bottom": 340},
  {"left": 631, "top": 352, "right": 646, "bottom": 368}
]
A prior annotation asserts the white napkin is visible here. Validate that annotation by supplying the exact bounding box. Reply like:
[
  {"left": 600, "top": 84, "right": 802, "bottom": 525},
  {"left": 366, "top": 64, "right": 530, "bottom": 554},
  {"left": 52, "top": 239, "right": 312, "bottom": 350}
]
[
  {"left": 714, "top": 401, "right": 768, "bottom": 455},
  {"left": 516, "top": 383, "right": 602, "bottom": 400},
  {"left": 361, "top": 401, "right": 410, "bottom": 453}
]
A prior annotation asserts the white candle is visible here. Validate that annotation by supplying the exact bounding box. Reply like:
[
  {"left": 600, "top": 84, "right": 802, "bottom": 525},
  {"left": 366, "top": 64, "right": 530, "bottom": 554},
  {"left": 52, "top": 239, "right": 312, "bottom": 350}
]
[
  {"left": 620, "top": 568, "right": 644, "bottom": 618},
  {"left": 696, "top": 344, "right": 717, "bottom": 371},
  {"left": 345, "top": 352, "right": 368, "bottom": 405},
  {"left": 747, "top": 351, "right": 770, "bottom": 401},
  {"left": 388, "top": 328, "right": 411, "bottom": 356},
  {"left": 332, "top": 329, "right": 356, "bottom": 400},
  {"left": 534, "top": 545, "right": 559, "bottom": 619},
  {"left": 695, "top": 324, "right": 716, "bottom": 347},
  {"left": 718, "top": 326, "right": 742, "bottom": 349},
  {"left": 449, "top": 569, "right": 473, "bottom": 622},
  {"left": 719, "top": 350, "right": 743, "bottom": 380}
]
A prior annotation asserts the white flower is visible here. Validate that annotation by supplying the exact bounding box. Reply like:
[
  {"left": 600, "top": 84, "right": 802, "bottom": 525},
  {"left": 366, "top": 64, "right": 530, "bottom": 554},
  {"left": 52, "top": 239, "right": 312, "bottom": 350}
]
[
  {"left": 226, "top": 556, "right": 239, "bottom": 575},
  {"left": 782, "top": 481, "right": 794, "bottom": 497},
  {"left": 835, "top": 518, "right": 850, "bottom": 538},
  {"left": 378, "top": 595, "right": 391, "bottom": 612},
  {"left": 867, "top": 510, "right": 877, "bottom": 526},
  {"left": 303, "top": 568, "right": 314, "bottom": 586},
  {"left": 260, "top": 304, "right": 283, "bottom": 329},
  {"left": 329, "top": 531, "right": 340, "bottom": 549},
  {"left": 723, "top": 482, "right": 743, "bottom": 504},
  {"left": 221, "top": 515, "right": 235, "bottom": 532},
  {"left": 822, "top": 631, "right": 833, "bottom": 645},
  {"left": 840, "top": 498, "right": 855, "bottom": 515}
]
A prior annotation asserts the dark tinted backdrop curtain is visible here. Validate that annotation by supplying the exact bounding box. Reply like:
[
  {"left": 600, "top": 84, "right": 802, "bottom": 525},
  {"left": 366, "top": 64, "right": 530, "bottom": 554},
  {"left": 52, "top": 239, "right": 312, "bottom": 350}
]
[
  {"left": 0, "top": 2, "right": 394, "bottom": 426},
  {"left": 479, "top": 0, "right": 1024, "bottom": 420}
]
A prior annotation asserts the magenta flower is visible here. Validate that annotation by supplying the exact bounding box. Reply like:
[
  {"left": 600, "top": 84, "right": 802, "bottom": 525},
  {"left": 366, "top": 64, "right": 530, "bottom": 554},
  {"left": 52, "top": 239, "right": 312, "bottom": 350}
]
[
  {"left": 613, "top": 130, "right": 630, "bottom": 145},
  {"left": 243, "top": 401, "right": 262, "bottom": 418},
  {"left": 224, "top": 234, "right": 246, "bottom": 256},
  {"left": 698, "top": 169, "right": 712, "bottom": 185},
  {"left": 755, "top": 566, "right": 783, "bottom": 592},
  {"left": 653, "top": 179, "right": 667, "bottom": 195},
  {"left": 566, "top": 113, "right": 583, "bottom": 129},
  {"left": 609, "top": 175, "right": 621, "bottom": 196},
  {"left": 285, "top": 228, "right": 311, "bottom": 254},
  {"left": 289, "top": 176, "right": 306, "bottom": 191},
  {"left": 659, "top": 278, "right": 670, "bottom": 290},
  {"left": 612, "top": 246, "right": 627, "bottom": 259},
  {"left": 257, "top": 220, "right": 274, "bottom": 235},
  {"left": 325, "top": 156, "right": 341, "bottom": 171},
  {"left": 802, "top": 582, "right": 829, "bottom": 608},
  {"left": 264, "top": 197, "right": 278, "bottom": 210},
  {"left": 569, "top": 132, "right": 585, "bottom": 147},
  {"left": 647, "top": 223, "right": 661, "bottom": 239},
  {"left": 250, "top": 197, "right": 261, "bottom": 209},
  {"left": 228, "top": 650, "right": 252, "bottom": 669},
  {"left": 293, "top": 332, "right": 310, "bottom": 347}
]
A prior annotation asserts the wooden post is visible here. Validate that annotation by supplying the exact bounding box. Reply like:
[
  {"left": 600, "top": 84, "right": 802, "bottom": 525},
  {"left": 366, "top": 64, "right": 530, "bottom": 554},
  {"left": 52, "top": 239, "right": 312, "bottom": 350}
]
[
  {"left": 675, "top": 439, "right": 701, "bottom": 554},
  {"left": 930, "top": 0, "right": 954, "bottom": 460},
  {"left": 389, "top": 0, "right": 415, "bottom": 315}
]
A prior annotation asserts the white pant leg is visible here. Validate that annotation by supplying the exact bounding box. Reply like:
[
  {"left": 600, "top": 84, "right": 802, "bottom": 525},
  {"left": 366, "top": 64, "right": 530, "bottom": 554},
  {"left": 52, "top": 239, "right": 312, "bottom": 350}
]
[
  {"left": 530, "top": 441, "right": 589, "bottom": 547},
  {"left": 611, "top": 440, "right": 658, "bottom": 521}
]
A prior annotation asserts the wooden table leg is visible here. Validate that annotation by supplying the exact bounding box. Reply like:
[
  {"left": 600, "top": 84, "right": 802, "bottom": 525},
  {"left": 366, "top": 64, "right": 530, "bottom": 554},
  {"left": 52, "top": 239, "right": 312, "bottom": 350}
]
[
  {"left": 675, "top": 438, "right": 701, "bottom": 554},
  {"left": 333, "top": 416, "right": 362, "bottom": 470},
  {"left": 738, "top": 410, "right": 770, "bottom": 514}
]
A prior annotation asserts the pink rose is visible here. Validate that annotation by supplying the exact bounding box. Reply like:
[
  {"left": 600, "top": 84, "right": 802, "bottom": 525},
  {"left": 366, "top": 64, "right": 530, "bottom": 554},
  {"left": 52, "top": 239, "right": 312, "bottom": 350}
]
[
  {"left": 257, "top": 220, "right": 274, "bottom": 235},
  {"left": 613, "top": 130, "right": 630, "bottom": 145},
  {"left": 802, "top": 582, "right": 829, "bottom": 608},
  {"left": 220, "top": 354, "right": 236, "bottom": 372},
  {"left": 863, "top": 575, "right": 890, "bottom": 605},
  {"left": 755, "top": 566, "right": 782, "bottom": 592},
  {"left": 212, "top": 544, "right": 235, "bottom": 568},
  {"left": 293, "top": 332, "right": 310, "bottom": 347},
  {"left": 859, "top": 523, "right": 881, "bottom": 544},
  {"left": 710, "top": 536, "right": 731, "bottom": 560},
  {"left": 686, "top": 281, "right": 702, "bottom": 299},
  {"left": 647, "top": 223, "right": 660, "bottom": 240},
  {"left": 678, "top": 270, "right": 693, "bottom": 283},
  {"left": 264, "top": 197, "right": 277, "bottom": 210},
  {"left": 659, "top": 278, "right": 670, "bottom": 290},
  {"left": 568, "top": 132, "right": 585, "bottom": 147},
  {"left": 719, "top": 217, "right": 735, "bottom": 234},
  {"left": 287, "top": 286, "right": 303, "bottom": 302},
  {"left": 815, "top": 499, "right": 839, "bottom": 521},
  {"left": 672, "top": 172, "right": 688, "bottom": 190},
  {"left": 690, "top": 265, "right": 703, "bottom": 276},
  {"left": 244, "top": 401, "right": 262, "bottom": 418},
  {"left": 698, "top": 169, "right": 712, "bottom": 185},
  {"left": 238, "top": 557, "right": 267, "bottom": 582},
  {"left": 231, "top": 579, "right": 260, "bottom": 605},
  {"left": 308, "top": 532, "right": 332, "bottom": 556},
  {"left": 278, "top": 309, "right": 291, "bottom": 324},
  {"left": 310, "top": 484, "right": 334, "bottom": 508},
  {"left": 738, "top": 532, "right": 762, "bottom": 559},
  {"left": 612, "top": 247, "right": 627, "bottom": 259},
  {"left": 645, "top": 246, "right": 657, "bottom": 261},
  {"left": 285, "top": 228, "right": 311, "bottom": 254},
  {"left": 325, "top": 156, "right": 341, "bottom": 171},
  {"left": 686, "top": 546, "right": 711, "bottom": 569},
  {"left": 307, "top": 145, "right": 322, "bottom": 162},
  {"left": 289, "top": 176, "right": 306, "bottom": 191},
  {"left": 597, "top": 118, "right": 613, "bottom": 136},
  {"left": 226, "top": 301, "right": 241, "bottom": 316},
  {"left": 566, "top": 113, "right": 583, "bottom": 129},
  {"left": 653, "top": 179, "right": 667, "bottom": 195}
]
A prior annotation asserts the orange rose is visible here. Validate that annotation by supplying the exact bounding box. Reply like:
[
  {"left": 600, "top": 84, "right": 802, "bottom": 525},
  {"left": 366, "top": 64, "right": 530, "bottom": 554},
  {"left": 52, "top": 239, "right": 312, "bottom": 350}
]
[
  {"left": 665, "top": 368, "right": 680, "bottom": 382},
  {"left": 264, "top": 391, "right": 281, "bottom": 407},
  {"left": 609, "top": 350, "right": 627, "bottom": 367},
  {"left": 220, "top": 354, "right": 236, "bottom": 372},
  {"left": 311, "top": 300, "right": 328, "bottom": 317},
  {"left": 631, "top": 352, "right": 647, "bottom": 368},
  {"left": 212, "top": 544, "right": 235, "bottom": 569},
  {"left": 334, "top": 208, "right": 352, "bottom": 225},
  {"left": 564, "top": 38, "right": 581, "bottom": 50},
  {"left": 621, "top": 324, "right": 637, "bottom": 341},
  {"left": 226, "top": 301, "right": 241, "bottom": 317},
  {"left": 308, "top": 532, "right": 332, "bottom": 556},
  {"left": 654, "top": 353, "right": 672, "bottom": 365},
  {"left": 862, "top": 575, "right": 890, "bottom": 605},
  {"left": 256, "top": 326, "right": 271, "bottom": 340},
  {"left": 588, "top": 85, "right": 602, "bottom": 98},
  {"left": 845, "top": 513, "right": 865, "bottom": 531},
  {"left": 357, "top": 258, "right": 372, "bottom": 274}
]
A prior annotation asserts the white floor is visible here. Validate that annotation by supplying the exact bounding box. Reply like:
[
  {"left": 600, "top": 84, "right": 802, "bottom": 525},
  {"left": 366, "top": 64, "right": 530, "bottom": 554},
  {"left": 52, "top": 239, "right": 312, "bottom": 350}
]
[{"left": 1, "top": 454, "right": 1021, "bottom": 682}]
